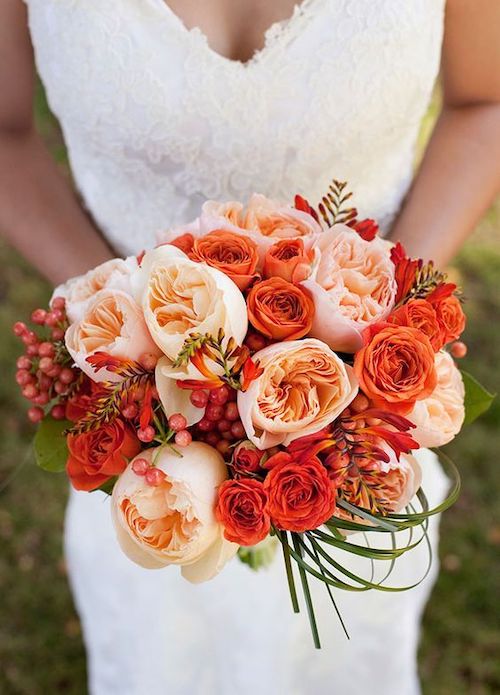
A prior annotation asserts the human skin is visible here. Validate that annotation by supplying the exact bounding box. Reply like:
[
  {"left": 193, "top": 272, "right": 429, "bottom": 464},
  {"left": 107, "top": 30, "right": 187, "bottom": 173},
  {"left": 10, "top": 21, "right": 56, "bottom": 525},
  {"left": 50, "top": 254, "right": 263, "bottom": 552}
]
[{"left": 0, "top": 0, "right": 499, "bottom": 284}]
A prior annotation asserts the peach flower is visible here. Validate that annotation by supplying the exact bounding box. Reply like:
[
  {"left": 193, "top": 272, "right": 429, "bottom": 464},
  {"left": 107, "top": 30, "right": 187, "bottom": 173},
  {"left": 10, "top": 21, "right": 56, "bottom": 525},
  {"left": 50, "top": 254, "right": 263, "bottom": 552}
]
[
  {"left": 112, "top": 443, "right": 238, "bottom": 582},
  {"left": 237, "top": 338, "right": 358, "bottom": 449},
  {"left": 263, "top": 238, "right": 315, "bottom": 283},
  {"left": 408, "top": 350, "right": 465, "bottom": 447},
  {"left": 54, "top": 257, "right": 138, "bottom": 324},
  {"left": 65, "top": 289, "right": 160, "bottom": 382},
  {"left": 302, "top": 226, "right": 396, "bottom": 352},
  {"left": 131, "top": 244, "right": 248, "bottom": 372},
  {"left": 247, "top": 277, "right": 315, "bottom": 340}
]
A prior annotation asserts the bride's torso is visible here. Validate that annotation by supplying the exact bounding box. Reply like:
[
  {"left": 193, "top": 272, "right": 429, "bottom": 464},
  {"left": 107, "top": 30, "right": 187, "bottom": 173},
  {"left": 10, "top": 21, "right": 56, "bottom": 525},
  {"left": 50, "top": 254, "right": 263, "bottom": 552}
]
[{"left": 26, "top": 0, "right": 445, "bottom": 256}]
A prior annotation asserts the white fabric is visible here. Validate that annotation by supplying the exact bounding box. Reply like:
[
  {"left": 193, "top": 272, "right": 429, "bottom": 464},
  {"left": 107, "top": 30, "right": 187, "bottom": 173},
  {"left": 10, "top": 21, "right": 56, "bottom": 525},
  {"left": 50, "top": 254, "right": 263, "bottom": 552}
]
[{"left": 25, "top": 0, "right": 448, "bottom": 692}]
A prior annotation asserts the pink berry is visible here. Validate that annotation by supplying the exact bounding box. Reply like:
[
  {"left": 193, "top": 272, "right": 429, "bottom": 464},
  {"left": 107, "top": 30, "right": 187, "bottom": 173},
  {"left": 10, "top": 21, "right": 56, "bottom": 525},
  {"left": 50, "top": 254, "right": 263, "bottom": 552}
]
[
  {"left": 59, "top": 367, "right": 76, "bottom": 385},
  {"left": 22, "top": 331, "right": 38, "bottom": 346},
  {"left": 13, "top": 322, "right": 27, "bottom": 337},
  {"left": 33, "top": 392, "right": 50, "bottom": 406},
  {"left": 205, "top": 432, "right": 220, "bottom": 447},
  {"left": 22, "top": 384, "right": 38, "bottom": 400},
  {"left": 145, "top": 468, "right": 166, "bottom": 486},
  {"left": 26, "top": 344, "right": 39, "bottom": 357},
  {"left": 174, "top": 430, "right": 192, "bottom": 447},
  {"left": 38, "top": 342, "right": 55, "bottom": 358},
  {"left": 197, "top": 418, "right": 214, "bottom": 432},
  {"left": 245, "top": 332, "right": 267, "bottom": 352},
  {"left": 31, "top": 309, "right": 47, "bottom": 325},
  {"left": 230, "top": 421, "right": 246, "bottom": 439},
  {"left": 224, "top": 402, "right": 239, "bottom": 421},
  {"left": 351, "top": 393, "right": 370, "bottom": 414},
  {"left": 168, "top": 413, "right": 188, "bottom": 432},
  {"left": 450, "top": 341, "right": 467, "bottom": 359},
  {"left": 122, "top": 403, "right": 139, "bottom": 420},
  {"left": 51, "top": 296, "right": 66, "bottom": 311},
  {"left": 54, "top": 381, "right": 68, "bottom": 395},
  {"left": 16, "top": 370, "right": 33, "bottom": 387},
  {"left": 51, "top": 328, "right": 65, "bottom": 341},
  {"left": 27, "top": 406, "right": 44, "bottom": 423},
  {"left": 205, "top": 404, "right": 224, "bottom": 422},
  {"left": 222, "top": 430, "right": 233, "bottom": 441},
  {"left": 216, "top": 440, "right": 231, "bottom": 457},
  {"left": 132, "top": 458, "right": 150, "bottom": 476},
  {"left": 16, "top": 355, "right": 32, "bottom": 370},
  {"left": 217, "top": 419, "right": 231, "bottom": 433},
  {"left": 139, "top": 352, "right": 158, "bottom": 371},
  {"left": 50, "top": 404, "right": 67, "bottom": 420},
  {"left": 38, "top": 373, "right": 53, "bottom": 391},
  {"left": 133, "top": 386, "right": 146, "bottom": 402},
  {"left": 44, "top": 312, "right": 59, "bottom": 327},
  {"left": 190, "top": 390, "right": 209, "bottom": 408},
  {"left": 209, "top": 385, "right": 230, "bottom": 405},
  {"left": 138, "top": 426, "right": 155, "bottom": 443},
  {"left": 39, "top": 357, "right": 54, "bottom": 373},
  {"left": 51, "top": 308, "right": 64, "bottom": 322},
  {"left": 46, "top": 365, "right": 62, "bottom": 379}
]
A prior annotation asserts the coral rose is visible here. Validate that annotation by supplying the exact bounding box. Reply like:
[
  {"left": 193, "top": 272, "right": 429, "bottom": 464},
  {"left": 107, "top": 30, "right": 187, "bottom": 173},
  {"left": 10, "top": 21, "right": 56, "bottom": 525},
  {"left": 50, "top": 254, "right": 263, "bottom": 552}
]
[
  {"left": 247, "top": 277, "right": 315, "bottom": 341},
  {"left": 112, "top": 442, "right": 238, "bottom": 582},
  {"left": 354, "top": 323, "right": 437, "bottom": 415},
  {"left": 189, "top": 230, "right": 259, "bottom": 291},
  {"left": 238, "top": 338, "right": 358, "bottom": 449},
  {"left": 67, "top": 419, "right": 140, "bottom": 491},
  {"left": 264, "top": 455, "right": 336, "bottom": 532},
  {"left": 388, "top": 298, "right": 444, "bottom": 351},
  {"left": 65, "top": 289, "right": 160, "bottom": 382},
  {"left": 216, "top": 478, "right": 270, "bottom": 546},
  {"left": 303, "top": 226, "right": 396, "bottom": 352},
  {"left": 131, "top": 244, "right": 248, "bottom": 371},
  {"left": 431, "top": 294, "right": 466, "bottom": 345},
  {"left": 54, "top": 257, "right": 138, "bottom": 324},
  {"left": 263, "top": 238, "right": 315, "bottom": 283},
  {"left": 408, "top": 350, "right": 465, "bottom": 447}
]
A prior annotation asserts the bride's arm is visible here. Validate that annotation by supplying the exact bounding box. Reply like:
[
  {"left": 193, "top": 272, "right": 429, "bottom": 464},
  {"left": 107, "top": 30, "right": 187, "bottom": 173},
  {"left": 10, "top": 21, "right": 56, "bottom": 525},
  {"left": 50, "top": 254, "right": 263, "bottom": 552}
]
[
  {"left": 389, "top": 0, "right": 500, "bottom": 265},
  {"left": 0, "top": 0, "right": 113, "bottom": 285}
]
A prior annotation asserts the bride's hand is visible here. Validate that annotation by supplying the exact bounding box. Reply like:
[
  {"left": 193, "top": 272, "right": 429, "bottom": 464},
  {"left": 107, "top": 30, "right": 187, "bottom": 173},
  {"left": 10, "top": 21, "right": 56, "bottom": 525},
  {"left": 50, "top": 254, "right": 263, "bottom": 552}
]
[
  {"left": 0, "top": 0, "right": 114, "bottom": 285},
  {"left": 389, "top": 0, "right": 500, "bottom": 266}
]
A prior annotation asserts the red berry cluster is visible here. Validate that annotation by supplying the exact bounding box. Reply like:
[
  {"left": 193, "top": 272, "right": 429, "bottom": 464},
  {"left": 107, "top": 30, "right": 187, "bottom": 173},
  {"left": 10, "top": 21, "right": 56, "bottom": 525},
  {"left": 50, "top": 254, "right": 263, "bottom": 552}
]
[
  {"left": 13, "top": 296, "right": 76, "bottom": 423},
  {"left": 189, "top": 385, "right": 245, "bottom": 459}
]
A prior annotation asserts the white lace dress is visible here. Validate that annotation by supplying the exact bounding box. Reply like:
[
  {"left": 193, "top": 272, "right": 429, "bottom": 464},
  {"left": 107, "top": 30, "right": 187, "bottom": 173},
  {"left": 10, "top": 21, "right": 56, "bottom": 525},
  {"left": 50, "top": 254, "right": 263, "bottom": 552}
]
[{"left": 26, "top": 1, "right": 450, "bottom": 693}]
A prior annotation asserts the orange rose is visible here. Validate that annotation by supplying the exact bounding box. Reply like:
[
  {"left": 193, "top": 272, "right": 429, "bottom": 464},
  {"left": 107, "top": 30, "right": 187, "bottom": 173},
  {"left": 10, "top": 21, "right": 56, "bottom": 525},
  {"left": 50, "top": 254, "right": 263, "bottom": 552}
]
[
  {"left": 431, "top": 294, "right": 466, "bottom": 345},
  {"left": 169, "top": 233, "right": 195, "bottom": 255},
  {"left": 189, "top": 230, "right": 259, "bottom": 291},
  {"left": 354, "top": 323, "right": 437, "bottom": 415},
  {"left": 263, "top": 238, "right": 314, "bottom": 283},
  {"left": 216, "top": 478, "right": 270, "bottom": 546},
  {"left": 388, "top": 298, "right": 444, "bottom": 351},
  {"left": 247, "top": 277, "right": 314, "bottom": 340},
  {"left": 263, "top": 454, "right": 336, "bottom": 532},
  {"left": 67, "top": 420, "right": 141, "bottom": 491}
]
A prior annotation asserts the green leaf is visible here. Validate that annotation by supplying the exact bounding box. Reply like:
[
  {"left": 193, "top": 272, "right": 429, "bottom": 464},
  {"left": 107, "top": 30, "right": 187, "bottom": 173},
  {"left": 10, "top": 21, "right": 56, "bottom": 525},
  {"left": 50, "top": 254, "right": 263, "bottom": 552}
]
[
  {"left": 460, "top": 370, "right": 496, "bottom": 425},
  {"left": 33, "top": 417, "right": 71, "bottom": 473}
]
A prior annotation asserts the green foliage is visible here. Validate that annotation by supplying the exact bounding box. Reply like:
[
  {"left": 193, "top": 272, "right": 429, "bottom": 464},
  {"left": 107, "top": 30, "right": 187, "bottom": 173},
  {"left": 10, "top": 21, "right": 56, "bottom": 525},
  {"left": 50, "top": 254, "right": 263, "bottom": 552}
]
[
  {"left": 461, "top": 370, "right": 496, "bottom": 425},
  {"left": 33, "top": 417, "right": 71, "bottom": 473}
]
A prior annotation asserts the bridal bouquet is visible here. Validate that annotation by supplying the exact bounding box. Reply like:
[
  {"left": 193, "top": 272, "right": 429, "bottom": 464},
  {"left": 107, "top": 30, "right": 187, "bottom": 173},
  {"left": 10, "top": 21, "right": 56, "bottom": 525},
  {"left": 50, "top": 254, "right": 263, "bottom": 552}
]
[{"left": 13, "top": 181, "right": 493, "bottom": 645}]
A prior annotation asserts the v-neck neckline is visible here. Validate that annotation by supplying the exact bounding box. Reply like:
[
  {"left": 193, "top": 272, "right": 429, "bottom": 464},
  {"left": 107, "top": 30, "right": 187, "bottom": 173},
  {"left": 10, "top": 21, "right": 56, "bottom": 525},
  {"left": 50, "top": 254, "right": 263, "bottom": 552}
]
[{"left": 153, "top": 0, "right": 319, "bottom": 69}]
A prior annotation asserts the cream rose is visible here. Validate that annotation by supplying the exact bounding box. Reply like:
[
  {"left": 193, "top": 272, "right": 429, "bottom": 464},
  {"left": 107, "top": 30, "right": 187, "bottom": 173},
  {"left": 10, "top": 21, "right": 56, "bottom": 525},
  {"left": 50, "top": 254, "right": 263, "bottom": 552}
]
[
  {"left": 54, "top": 257, "right": 138, "bottom": 324},
  {"left": 238, "top": 338, "right": 358, "bottom": 449},
  {"left": 303, "top": 226, "right": 396, "bottom": 352},
  {"left": 131, "top": 245, "right": 247, "bottom": 377},
  {"left": 111, "top": 443, "right": 238, "bottom": 582},
  {"left": 408, "top": 351, "right": 465, "bottom": 448},
  {"left": 65, "top": 289, "right": 160, "bottom": 382}
]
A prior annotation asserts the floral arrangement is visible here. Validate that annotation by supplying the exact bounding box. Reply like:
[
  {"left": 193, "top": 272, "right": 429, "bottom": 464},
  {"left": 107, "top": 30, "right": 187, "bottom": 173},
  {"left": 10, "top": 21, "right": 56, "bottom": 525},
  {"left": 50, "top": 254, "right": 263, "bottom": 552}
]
[{"left": 13, "top": 181, "right": 493, "bottom": 646}]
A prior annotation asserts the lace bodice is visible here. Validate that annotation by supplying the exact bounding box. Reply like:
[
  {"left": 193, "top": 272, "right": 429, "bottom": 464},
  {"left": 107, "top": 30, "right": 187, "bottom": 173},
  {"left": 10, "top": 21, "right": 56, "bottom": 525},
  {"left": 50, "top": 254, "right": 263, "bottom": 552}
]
[{"left": 26, "top": 0, "right": 445, "bottom": 257}]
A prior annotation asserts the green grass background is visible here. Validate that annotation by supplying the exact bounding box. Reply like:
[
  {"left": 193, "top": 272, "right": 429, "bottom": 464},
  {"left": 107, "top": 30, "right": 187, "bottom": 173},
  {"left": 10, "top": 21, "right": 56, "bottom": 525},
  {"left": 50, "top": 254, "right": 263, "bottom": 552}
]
[{"left": 0, "top": 86, "right": 499, "bottom": 694}]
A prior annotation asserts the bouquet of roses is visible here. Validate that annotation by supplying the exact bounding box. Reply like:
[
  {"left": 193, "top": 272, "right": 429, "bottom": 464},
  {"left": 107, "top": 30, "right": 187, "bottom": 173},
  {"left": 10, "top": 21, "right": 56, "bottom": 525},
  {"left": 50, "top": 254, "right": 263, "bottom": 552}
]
[{"left": 13, "top": 180, "right": 493, "bottom": 646}]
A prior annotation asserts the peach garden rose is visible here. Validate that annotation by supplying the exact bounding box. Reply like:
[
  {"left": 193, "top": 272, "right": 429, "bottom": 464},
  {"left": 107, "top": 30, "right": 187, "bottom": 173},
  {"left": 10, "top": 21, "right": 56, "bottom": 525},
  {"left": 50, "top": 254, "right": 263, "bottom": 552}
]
[
  {"left": 237, "top": 338, "right": 358, "bottom": 449},
  {"left": 303, "top": 226, "right": 396, "bottom": 352},
  {"left": 112, "top": 443, "right": 238, "bottom": 582}
]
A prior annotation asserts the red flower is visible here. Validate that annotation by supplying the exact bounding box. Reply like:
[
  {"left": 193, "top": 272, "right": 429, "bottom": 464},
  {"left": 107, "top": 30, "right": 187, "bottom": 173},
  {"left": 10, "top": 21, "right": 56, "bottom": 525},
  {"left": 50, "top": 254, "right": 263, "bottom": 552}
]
[
  {"left": 232, "top": 441, "right": 264, "bottom": 475},
  {"left": 390, "top": 242, "right": 421, "bottom": 305},
  {"left": 350, "top": 218, "right": 379, "bottom": 241},
  {"left": 263, "top": 455, "right": 336, "bottom": 532},
  {"left": 216, "top": 478, "right": 270, "bottom": 546},
  {"left": 294, "top": 194, "right": 319, "bottom": 223},
  {"left": 66, "top": 420, "right": 141, "bottom": 491}
]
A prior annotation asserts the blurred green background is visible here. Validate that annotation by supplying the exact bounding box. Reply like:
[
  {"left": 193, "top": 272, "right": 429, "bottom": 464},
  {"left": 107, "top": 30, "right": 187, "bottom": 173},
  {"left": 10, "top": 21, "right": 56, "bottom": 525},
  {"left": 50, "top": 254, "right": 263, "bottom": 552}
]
[{"left": 0, "top": 86, "right": 499, "bottom": 694}]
